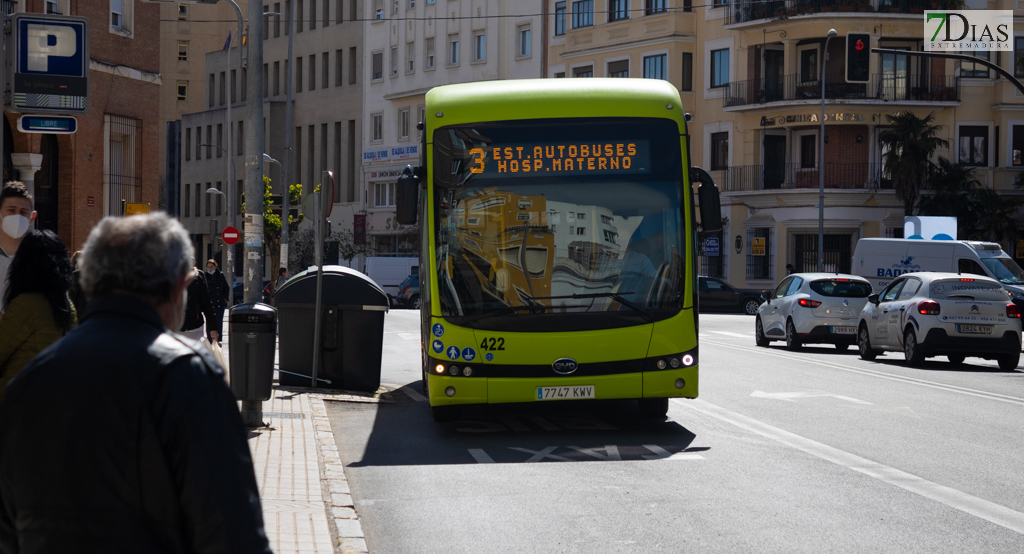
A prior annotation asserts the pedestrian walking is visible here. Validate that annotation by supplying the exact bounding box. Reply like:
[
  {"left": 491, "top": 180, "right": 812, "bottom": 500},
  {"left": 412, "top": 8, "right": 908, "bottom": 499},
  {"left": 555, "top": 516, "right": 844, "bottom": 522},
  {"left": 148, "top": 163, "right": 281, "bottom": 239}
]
[
  {"left": 0, "top": 213, "right": 271, "bottom": 552},
  {"left": 0, "top": 230, "right": 76, "bottom": 403},
  {"left": 0, "top": 182, "right": 37, "bottom": 312},
  {"left": 205, "top": 259, "right": 230, "bottom": 344},
  {"left": 181, "top": 259, "right": 216, "bottom": 342},
  {"left": 276, "top": 266, "right": 289, "bottom": 291}
]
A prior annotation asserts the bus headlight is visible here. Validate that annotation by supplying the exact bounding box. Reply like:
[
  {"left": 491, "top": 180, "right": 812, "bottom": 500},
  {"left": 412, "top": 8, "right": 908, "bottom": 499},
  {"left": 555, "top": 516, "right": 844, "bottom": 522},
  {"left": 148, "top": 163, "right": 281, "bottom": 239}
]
[
  {"left": 434, "top": 364, "right": 445, "bottom": 374},
  {"left": 656, "top": 359, "right": 667, "bottom": 370},
  {"left": 682, "top": 354, "right": 694, "bottom": 366},
  {"left": 449, "top": 365, "right": 459, "bottom": 376},
  {"left": 445, "top": 386, "right": 456, "bottom": 397},
  {"left": 463, "top": 366, "right": 473, "bottom": 377},
  {"left": 669, "top": 357, "right": 681, "bottom": 369}
]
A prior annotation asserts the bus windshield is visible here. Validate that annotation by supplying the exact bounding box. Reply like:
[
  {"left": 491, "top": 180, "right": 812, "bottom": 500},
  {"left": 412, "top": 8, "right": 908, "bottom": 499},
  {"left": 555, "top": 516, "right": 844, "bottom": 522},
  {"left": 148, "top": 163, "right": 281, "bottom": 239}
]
[
  {"left": 981, "top": 257, "right": 1024, "bottom": 285},
  {"left": 432, "top": 117, "right": 687, "bottom": 330}
]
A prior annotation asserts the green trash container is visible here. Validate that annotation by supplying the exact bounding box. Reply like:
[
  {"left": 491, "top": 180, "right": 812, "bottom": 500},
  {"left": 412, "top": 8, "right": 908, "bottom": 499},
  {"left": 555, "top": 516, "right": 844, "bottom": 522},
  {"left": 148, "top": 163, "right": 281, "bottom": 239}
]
[{"left": 228, "top": 302, "right": 277, "bottom": 400}]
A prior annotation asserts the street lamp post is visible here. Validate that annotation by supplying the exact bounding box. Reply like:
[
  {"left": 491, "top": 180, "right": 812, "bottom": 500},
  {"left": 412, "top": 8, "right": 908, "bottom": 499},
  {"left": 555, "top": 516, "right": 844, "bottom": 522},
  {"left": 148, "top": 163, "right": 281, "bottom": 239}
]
[
  {"left": 281, "top": 0, "right": 295, "bottom": 275},
  {"left": 818, "top": 28, "right": 838, "bottom": 273},
  {"left": 225, "top": 0, "right": 243, "bottom": 282},
  {"left": 263, "top": 154, "right": 285, "bottom": 268}
]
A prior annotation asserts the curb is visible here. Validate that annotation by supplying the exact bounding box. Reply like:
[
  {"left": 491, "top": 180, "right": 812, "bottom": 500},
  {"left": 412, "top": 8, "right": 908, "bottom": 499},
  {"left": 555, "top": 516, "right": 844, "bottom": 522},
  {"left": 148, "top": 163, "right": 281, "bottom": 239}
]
[{"left": 309, "top": 395, "right": 369, "bottom": 553}]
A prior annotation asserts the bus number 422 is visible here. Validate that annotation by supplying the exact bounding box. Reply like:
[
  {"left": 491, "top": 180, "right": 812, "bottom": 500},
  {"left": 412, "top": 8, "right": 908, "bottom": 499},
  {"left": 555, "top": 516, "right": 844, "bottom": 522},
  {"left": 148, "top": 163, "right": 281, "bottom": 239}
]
[{"left": 480, "top": 337, "right": 506, "bottom": 351}]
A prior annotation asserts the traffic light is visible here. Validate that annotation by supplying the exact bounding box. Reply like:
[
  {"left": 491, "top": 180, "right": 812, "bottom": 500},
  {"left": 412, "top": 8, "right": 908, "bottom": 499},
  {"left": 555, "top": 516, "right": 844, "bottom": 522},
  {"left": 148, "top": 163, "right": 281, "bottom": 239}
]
[{"left": 846, "top": 33, "right": 870, "bottom": 83}]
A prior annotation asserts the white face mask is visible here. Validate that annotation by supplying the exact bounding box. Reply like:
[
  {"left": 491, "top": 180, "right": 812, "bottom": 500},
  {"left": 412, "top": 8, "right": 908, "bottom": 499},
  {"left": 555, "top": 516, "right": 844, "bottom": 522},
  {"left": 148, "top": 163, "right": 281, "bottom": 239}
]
[{"left": 1, "top": 214, "right": 30, "bottom": 239}]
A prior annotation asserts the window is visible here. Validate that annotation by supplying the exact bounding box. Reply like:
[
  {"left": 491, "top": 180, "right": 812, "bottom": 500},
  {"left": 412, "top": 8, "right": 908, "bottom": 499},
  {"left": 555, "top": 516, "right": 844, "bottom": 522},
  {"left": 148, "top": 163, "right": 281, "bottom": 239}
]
[
  {"left": 310, "top": 0, "right": 317, "bottom": 30},
  {"left": 177, "top": 80, "right": 187, "bottom": 101},
  {"left": 374, "top": 182, "right": 396, "bottom": 207},
  {"left": 408, "top": 0, "right": 415, "bottom": 7},
  {"left": 196, "top": 127, "right": 202, "bottom": 160},
  {"left": 419, "top": 107, "right": 426, "bottom": 138},
  {"left": 427, "top": 0, "right": 434, "bottom": 3},
  {"left": 372, "top": 113, "right": 383, "bottom": 142},
  {"left": 297, "top": 0, "right": 304, "bottom": 31},
  {"left": 216, "top": 124, "right": 223, "bottom": 158},
  {"left": 576, "top": 227, "right": 587, "bottom": 235},
  {"left": 517, "top": 26, "right": 531, "bottom": 57},
  {"left": 274, "top": 3, "right": 281, "bottom": 36},
  {"left": 263, "top": 63, "right": 269, "bottom": 97},
  {"left": 711, "top": 132, "right": 728, "bottom": 171},
  {"left": 294, "top": 127, "right": 301, "bottom": 183},
  {"left": 309, "top": 54, "right": 316, "bottom": 90},
  {"left": 609, "top": 0, "right": 629, "bottom": 22},
  {"left": 324, "top": 0, "right": 330, "bottom": 26},
  {"left": 573, "top": 65, "right": 593, "bottom": 78},
  {"left": 961, "top": 52, "right": 990, "bottom": 78},
  {"left": 390, "top": 46, "right": 398, "bottom": 76},
  {"left": 398, "top": 108, "right": 410, "bottom": 140},
  {"left": 111, "top": 0, "right": 124, "bottom": 29},
  {"left": 425, "top": 38, "right": 435, "bottom": 69},
  {"left": 555, "top": 72, "right": 565, "bottom": 78},
  {"left": 205, "top": 126, "right": 212, "bottom": 159},
  {"left": 184, "top": 184, "right": 191, "bottom": 216},
  {"left": 958, "top": 126, "right": 988, "bottom": 166},
  {"left": 177, "top": 41, "right": 188, "bottom": 61},
  {"left": 296, "top": 56, "right": 304, "bottom": 91},
  {"left": 572, "top": 0, "right": 593, "bottom": 28},
  {"left": 1016, "top": 37, "right": 1024, "bottom": 79},
  {"left": 263, "top": 6, "right": 270, "bottom": 40},
  {"left": 958, "top": 259, "right": 987, "bottom": 276},
  {"left": 215, "top": 182, "right": 223, "bottom": 215},
  {"left": 449, "top": 35, "right": 460, "bottom": 65},
  {"left": 711, "top": 48, "right": 729, "bottom": 88},
  {"left": 643, "top": 54, "right": 666, "bottom": 80},
  {"left": 374, "top": 0, "right": 383, "bottom": 19},
  {"left": 105, "top": 115, "right": 142, "bottom": 216},
  {"left": 800, "top": 48, "right": 818, "bottom": 83},
  {"left": 474, "top": 33, "right": 486, "bottom": 62},
  {"left": 177, "top": 3, "right": 187, "bottom": 20},
  {"left": 208, "top": 73, "right": 214, "bottom": 106},
  {"left": 185, "top": 128, "right": 191, "bottom": 161},
  {"left": 800, "top": 134, "right": 817, "bottom": 169},
  {"left": 231, "top": 69, "right": 237, "bottom": 103},
  {"left": 285, "top": 0, "right": 292, "bottom": 33},
  {"left": 681, "top": 52, "right": 693, "bottom": 91},
  {"left": 322, "top": 52, "right": 329, "bottom": 88},
  {"left": 608, "top": 59, "right": 628, "bottom": 78},
  {"left": 337, "top": 0, "right": 344, "bottom": 23},
  {"left": 554, "top": 2, "right": 566, "bottom": 35},
  {"left": 336, "top": 49, "right": 345, "bottom": 85},
  {"left": 1012, "top": 125, "right": 1024, "bottom": 166},
  {"left": 407, "top": 43, "right": 415, "bottom": 72},
  {"left": 205, "top": 182, "right": 212, "bottom": 216},
  {"left": 372, "top": 52, "right": 383, "bottom": 80},
  {"left": 273, "top": 61, "right": 280, "bottom": 95},
  {"left": 237, "top": 121, "right": 244, "bottom": 155},
  {"left": 645, "top": 0, "right": 666, "bottom": 15},
  {"left": 746, "top": 228, "right": 772, "bottom": 280},
  {"left": 393, "top": 0, "right": 398, "bottom": 14}
]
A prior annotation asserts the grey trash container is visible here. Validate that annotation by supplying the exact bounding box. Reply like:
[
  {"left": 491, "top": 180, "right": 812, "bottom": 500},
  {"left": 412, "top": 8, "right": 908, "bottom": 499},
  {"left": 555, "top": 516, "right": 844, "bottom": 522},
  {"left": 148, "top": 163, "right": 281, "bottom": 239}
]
[
  {"left": 276, "top": 265, "right": 389, "bottom": 393},
  {"left": 228, "top": 302, "right": 277, "bottom": 401}
]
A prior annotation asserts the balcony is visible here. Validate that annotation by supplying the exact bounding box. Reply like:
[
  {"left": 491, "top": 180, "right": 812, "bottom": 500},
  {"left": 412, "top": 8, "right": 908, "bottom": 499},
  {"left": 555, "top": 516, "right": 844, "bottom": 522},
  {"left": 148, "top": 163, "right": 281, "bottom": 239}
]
[
  {"left": 726, "top": 0, "right": 942, "bottom": 25},
  {"left": 723, "top": 73, "right": 960, "bottom": 109},
  {"left": 724, "top": 163, "right": 890, "bottom": 192}
]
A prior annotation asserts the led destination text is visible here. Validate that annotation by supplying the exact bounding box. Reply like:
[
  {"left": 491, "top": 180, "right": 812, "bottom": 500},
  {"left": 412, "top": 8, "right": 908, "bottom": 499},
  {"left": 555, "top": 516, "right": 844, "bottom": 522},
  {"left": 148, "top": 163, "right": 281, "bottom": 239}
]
[{"left": 468, "top": 141, "right": 649, "bottom": 176}]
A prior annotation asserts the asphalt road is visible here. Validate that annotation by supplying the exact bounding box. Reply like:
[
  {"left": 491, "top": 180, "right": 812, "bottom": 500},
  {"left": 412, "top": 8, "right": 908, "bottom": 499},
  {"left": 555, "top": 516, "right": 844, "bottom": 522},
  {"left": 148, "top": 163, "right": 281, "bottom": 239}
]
[{"left": 325, "top": 310, "right": 1024, "bottom": 553}]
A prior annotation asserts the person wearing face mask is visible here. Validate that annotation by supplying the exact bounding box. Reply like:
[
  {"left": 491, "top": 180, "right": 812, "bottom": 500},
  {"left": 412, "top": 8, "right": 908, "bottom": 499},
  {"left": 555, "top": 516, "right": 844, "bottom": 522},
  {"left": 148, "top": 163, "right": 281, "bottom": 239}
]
[
  {"left": 0, "top": 213, "right": 271, "bottom": 552},
  {"left": 204, "top": 259, "right": 229, "bottom": 344},
  {"left": 0, "top": 181, "right": 37, "bottom": 314},
  {"left": 180, "top": 258, "right": 216, "bottom": 343}
]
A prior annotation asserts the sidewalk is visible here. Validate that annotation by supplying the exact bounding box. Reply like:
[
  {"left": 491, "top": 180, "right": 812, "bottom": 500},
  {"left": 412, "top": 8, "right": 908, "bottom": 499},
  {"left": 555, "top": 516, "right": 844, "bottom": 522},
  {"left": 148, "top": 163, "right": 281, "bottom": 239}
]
[{"left": 221, "top": 319, "right": 375, "bottom": 554}]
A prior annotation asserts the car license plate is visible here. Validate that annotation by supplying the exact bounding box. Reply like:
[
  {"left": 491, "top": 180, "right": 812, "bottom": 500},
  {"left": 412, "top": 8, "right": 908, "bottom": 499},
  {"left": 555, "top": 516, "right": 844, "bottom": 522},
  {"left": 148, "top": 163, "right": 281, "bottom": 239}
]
[
  {"left": 957, "top": 324, "right": 993, "bottom": 335},
  {"left": 831, "top": 326, "right": 856, "bottom": 335},
  {"left": 537, "top": 386, "right": 595, "bottom": 400}
]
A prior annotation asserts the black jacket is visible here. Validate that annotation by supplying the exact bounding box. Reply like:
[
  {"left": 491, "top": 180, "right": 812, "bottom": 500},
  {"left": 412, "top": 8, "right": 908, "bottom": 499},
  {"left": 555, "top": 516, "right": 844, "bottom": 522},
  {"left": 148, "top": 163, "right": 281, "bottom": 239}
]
[
  {"left": 0, "top": 295, "right": 270, "bottom": 553},
  {"left": 182, "top": 270, "right": 215, "bottom": 332},
  {"left": 205, "top": 269, "right": 230, "bottom": 310}
]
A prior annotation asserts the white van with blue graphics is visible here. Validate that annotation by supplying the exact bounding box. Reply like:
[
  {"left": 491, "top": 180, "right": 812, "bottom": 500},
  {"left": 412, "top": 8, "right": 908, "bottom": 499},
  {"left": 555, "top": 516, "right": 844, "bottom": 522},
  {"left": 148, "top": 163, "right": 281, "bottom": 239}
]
[{"left": 852, "top": 238, "right": 1024, "bottom": 301}]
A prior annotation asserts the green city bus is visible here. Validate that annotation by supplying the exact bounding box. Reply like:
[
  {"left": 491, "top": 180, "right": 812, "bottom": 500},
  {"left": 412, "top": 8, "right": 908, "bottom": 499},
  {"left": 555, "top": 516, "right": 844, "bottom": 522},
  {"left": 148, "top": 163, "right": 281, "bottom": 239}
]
[{"left": 395, "top": 78, "right": 721, "bottom": 421}]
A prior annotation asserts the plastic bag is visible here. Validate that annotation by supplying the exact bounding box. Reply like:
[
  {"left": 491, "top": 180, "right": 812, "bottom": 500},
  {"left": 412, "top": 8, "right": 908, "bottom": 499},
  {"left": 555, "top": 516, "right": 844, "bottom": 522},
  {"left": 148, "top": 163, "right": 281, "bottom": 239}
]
[{"left": 200, "top": 337, "right": 229, "bottom": 381}]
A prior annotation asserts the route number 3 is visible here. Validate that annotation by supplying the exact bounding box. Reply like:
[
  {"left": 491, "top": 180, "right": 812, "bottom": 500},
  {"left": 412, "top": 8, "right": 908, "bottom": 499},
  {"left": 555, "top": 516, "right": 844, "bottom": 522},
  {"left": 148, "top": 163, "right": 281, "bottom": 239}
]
[
  {"left": 480, "top": 337, "right": 505, "bottom": 351},
  {"left": 469, "top": 148, "right": 485, "bottom": 174}
]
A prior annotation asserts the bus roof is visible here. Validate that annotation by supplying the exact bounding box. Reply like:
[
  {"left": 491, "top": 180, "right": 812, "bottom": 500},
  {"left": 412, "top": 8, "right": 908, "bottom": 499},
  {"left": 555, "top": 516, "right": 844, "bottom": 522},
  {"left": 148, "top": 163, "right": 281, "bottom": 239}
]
[{"left": 425, "top": 78, "right": 687, "bottom": 131}]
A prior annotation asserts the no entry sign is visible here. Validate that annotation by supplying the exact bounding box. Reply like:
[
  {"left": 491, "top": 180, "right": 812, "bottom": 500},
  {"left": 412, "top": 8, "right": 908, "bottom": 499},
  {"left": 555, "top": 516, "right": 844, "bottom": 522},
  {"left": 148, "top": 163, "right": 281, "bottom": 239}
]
[{"left": 222, "top": 226, "right": 239, "bottom": 245}]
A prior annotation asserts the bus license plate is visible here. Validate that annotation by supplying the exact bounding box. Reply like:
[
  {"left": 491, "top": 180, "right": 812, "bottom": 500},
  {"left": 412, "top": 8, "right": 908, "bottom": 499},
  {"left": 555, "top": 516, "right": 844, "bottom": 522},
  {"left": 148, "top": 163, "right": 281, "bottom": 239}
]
[
  {"left": 537, "top": 386, "right": 595, "bottom": 400},
  {"left": 831, "top": 326, "right": 856, "bottom": 335},
  {"left": 957, "top": 324, "right": 993, "bottom": 335}
]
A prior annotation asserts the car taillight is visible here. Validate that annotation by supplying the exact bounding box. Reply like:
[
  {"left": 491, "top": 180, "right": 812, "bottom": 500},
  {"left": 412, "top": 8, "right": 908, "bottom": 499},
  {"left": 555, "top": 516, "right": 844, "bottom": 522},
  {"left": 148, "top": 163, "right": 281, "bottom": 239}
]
[
  {"left": 918, "top": 300, "right": 940, "bottom": 315},
  {"left": 798, "top": 298, "right": 822, "bottom": 308},
  {"left": 1007, "top": 303, "right": 1021, "bottom": 318},
  {"left": 401, "top": 286, "right": 410, "bottom": 294}
]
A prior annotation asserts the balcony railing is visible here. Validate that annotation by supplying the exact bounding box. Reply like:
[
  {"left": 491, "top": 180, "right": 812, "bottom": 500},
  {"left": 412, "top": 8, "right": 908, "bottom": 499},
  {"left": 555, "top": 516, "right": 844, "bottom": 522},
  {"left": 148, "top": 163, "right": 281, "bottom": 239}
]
[
  {"left": 723, "top": 73, "right": 960, "bottom": 108},
  {"left": 725, "top": 163, "right": 892, "bottom": 192},
  {"left": 726, "top": 0, "right": 944, "bottom": 24}
]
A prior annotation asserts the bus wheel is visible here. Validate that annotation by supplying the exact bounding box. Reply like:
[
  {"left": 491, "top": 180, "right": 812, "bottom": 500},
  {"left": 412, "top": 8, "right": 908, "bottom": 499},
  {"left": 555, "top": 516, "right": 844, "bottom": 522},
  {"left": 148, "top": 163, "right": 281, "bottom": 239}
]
[
  {"left": 638, "top": 398, "right": 669, "bottom": 418},
  {"left": 432, "top": 405, "right": 458, "bottom": 422}
]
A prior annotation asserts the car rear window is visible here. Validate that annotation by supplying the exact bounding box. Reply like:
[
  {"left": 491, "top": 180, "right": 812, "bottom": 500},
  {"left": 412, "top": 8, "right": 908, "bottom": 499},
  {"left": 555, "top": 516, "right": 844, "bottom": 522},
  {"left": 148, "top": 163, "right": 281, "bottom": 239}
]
[
  {"left": 809, "top": 279, "right": 872, "bottom": 297},
  {"left": 928, "top": 279, "right": 1007, "bottom": 301}
]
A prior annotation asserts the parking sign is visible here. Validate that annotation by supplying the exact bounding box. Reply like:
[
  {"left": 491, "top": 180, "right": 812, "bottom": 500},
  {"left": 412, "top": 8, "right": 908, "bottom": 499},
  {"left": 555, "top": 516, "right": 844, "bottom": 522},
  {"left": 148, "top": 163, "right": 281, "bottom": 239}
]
[{"left": 11, "top": 14, "right": 89, "bottom": 115}]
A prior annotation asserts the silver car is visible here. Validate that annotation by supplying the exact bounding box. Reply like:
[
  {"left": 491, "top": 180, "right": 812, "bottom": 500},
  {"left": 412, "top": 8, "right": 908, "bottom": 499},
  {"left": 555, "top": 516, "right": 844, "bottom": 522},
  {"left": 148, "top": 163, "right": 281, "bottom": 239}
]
[{"left": 755, "top": 273, "right": 874, "bottom": 350}]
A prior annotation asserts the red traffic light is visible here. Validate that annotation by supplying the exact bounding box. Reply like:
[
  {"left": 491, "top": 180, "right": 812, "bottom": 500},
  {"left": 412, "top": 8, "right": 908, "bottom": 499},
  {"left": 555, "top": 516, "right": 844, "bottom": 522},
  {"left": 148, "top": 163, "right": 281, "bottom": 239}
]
[{"left": 855, "top": 39, "right": 865, "bottom": 51}]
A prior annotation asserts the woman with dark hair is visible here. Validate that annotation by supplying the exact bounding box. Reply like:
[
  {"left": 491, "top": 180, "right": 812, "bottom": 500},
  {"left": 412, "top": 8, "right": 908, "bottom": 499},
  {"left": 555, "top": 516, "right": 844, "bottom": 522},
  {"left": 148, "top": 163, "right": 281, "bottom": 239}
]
[{"left": 0, "top": 230, "right": 76, "bottom": 401}]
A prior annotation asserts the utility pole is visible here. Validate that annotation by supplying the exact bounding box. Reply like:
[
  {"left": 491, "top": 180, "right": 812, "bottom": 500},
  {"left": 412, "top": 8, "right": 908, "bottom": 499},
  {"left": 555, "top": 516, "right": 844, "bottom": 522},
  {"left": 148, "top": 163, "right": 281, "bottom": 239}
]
[
  {"left": 224, "top": 0, "right": 243, "bottom": 282},
  {"left": 241, "top": 0, "right": 265, "bottom": 427},
  {"left": 281, "top": 0, "right": 294, "bottom": 273}
]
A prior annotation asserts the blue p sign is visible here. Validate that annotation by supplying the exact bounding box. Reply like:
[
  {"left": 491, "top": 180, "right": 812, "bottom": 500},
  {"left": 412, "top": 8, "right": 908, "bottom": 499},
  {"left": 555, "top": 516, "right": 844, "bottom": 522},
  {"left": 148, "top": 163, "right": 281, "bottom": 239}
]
[
  {"left": 12, "top": 14, "right": 89, "bottom": 115},
  {"left": 26, "top": 24, "right": 78, "bottom": 72}
]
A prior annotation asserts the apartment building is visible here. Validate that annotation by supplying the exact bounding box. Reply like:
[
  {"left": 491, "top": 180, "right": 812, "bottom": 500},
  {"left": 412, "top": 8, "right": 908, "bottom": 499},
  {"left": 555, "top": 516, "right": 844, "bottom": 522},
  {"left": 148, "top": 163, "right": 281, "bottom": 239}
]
[
  {"left": 2, "top": 0, "right": 160, "bottom": 250},
  {"left": 547, "top": 1, "right": 1024, "bottom": 291},
  {"left": 179, "top": 0, "right": 364, "bottom": 275},
  {"left": 362, "top": 0, "right": 544, "bottom": 256}
]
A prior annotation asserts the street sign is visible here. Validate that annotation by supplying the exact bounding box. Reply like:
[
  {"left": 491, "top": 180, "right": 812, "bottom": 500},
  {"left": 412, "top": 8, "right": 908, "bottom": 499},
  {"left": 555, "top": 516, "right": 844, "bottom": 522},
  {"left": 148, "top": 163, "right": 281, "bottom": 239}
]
[
  {"left": 222, "top": 226, "right": 240, "bottom": 245},
  {"left": 17, "top": 114, "right": 77, "bottom": 133},
  {"left": 11, "top": 14, "right": 89, "bottom": 115},
  {"left": 751, "top": 237, "right": 766, "bottom": 256},
  {"left": 704, "top": 237, "right": 720, "bottom": 256},
  {"left": 125, "top": 203, "right": 150, "bottom": 216}
]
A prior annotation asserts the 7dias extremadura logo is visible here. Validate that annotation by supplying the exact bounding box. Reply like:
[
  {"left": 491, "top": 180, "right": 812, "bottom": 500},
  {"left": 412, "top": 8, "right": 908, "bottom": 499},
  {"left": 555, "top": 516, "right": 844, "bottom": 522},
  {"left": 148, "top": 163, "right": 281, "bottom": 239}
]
[{"left": 925, "top": 10, "right": 1011, "bottom": 52}]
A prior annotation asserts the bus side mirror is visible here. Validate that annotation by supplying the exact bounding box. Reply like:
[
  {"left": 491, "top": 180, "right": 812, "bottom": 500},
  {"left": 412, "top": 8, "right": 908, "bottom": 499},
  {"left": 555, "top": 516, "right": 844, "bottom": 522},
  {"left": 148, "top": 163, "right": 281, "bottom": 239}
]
[
  {"left": 691, "top": 167, "right": 722, "bottom": 233},
  {"left": 396, "top": 165, "right": 419, "bottom": 225}
]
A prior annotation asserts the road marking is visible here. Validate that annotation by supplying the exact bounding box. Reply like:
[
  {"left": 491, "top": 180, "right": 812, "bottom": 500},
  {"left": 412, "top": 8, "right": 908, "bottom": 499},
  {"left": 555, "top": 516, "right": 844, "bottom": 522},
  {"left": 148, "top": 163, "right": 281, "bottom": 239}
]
[
  {"left": 397, "top": 332, "right": 419, "bottom": 340},
  {"left": 707, "top": 331, "right": 752, "bottom": 339},
  {"left": 567, "top": 445, "right": 622, "bottom": 461},
  {"left": 641, "top": 444, "right": 705, "bottom": 461},
  {"left": 509, "top": 446, "right": 573, "bottom": 462},
  {"left": 751, "top": 389, "right": 920, "bottom": 419},
  {"left": 676, "top": 398, "right": 1024, "bottom": 535},
  {"left": 704, "top": 339, "right": 1024, "bottom": 407},
  {"left": 468, "top": 449, "right": 495, "bottom": 463},
  {"left": 402, "top": 387, "right": 427, "bottom": 402}
]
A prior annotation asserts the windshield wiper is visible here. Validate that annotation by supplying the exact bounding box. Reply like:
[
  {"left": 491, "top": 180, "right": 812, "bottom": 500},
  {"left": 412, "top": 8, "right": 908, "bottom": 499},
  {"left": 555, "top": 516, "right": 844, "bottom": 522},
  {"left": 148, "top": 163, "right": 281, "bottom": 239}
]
[{"left": 530, "top": 292, "right": 655, "bottom": 322}]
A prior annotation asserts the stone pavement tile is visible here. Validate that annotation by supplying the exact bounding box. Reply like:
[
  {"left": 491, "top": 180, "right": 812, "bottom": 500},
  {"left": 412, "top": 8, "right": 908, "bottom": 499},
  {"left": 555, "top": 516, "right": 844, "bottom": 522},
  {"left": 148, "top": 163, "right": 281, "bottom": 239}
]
[{"left": 334, "top": 518, "right": 364, "bottom": 538}]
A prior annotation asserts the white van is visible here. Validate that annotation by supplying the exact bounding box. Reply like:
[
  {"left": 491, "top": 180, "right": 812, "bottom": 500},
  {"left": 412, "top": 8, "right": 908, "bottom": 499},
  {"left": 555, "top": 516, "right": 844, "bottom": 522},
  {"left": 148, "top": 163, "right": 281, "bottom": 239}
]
[
  {"left": 852, "top": 238, "right": 1024, "bottom": 299},
  {"left": 365, "top": 256, "right": 418, "bottom": 302}
]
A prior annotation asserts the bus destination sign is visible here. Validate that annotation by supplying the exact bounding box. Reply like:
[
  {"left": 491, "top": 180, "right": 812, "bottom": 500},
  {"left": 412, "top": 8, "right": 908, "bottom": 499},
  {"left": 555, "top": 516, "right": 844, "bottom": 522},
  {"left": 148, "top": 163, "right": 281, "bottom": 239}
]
[{"left": 469, "top": 141, "right": 651, "bottom": 176}]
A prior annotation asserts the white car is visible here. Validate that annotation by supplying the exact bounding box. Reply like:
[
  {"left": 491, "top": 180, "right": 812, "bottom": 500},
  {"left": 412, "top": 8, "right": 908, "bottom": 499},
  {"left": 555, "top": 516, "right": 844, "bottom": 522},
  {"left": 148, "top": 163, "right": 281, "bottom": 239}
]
[
  {"left": 857, "top": 272, "right": 1022, "bottom": 369},
  {"left": 755, "top": 273, "right": 874, "bottom": 350}
]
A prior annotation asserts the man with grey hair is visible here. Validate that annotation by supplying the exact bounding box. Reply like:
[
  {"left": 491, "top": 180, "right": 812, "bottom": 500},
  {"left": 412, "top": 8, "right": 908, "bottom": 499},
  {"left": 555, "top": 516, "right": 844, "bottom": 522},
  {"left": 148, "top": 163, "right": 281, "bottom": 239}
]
[{"left": 0, "top": 213, "right": 271, "bottom": 552}]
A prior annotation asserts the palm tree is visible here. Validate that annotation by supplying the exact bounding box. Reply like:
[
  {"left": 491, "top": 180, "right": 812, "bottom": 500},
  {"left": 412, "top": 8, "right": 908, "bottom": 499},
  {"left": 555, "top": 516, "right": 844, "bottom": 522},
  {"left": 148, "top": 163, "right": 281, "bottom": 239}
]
[
  {"left": 878, "top": 111, "right": 949, "bottom": 216},
  {"left": 919, "top": 157, "right": 1024, "bottom": 243}
]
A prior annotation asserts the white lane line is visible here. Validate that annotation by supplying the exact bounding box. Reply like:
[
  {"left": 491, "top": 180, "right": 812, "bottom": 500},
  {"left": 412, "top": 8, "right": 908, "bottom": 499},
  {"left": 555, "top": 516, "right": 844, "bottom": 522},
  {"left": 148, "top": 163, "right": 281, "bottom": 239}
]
[
  {"left": 707, "top": 331, "right": 752, "bottom": 339},
  {"left": 676, "top": 398, "right": 1024, "bottom": 535},
  {"left": 468, "top": 449, "right": 495, "bottom": 463},
  {"left": 397, "top": 332, "right": 420, "bottom": 340},
  {"left": 702, "top": 339, "right": 1024, "bottom": 407},
  {"left": 402, "top": 387, "right": 427, "bottom": 402}
]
